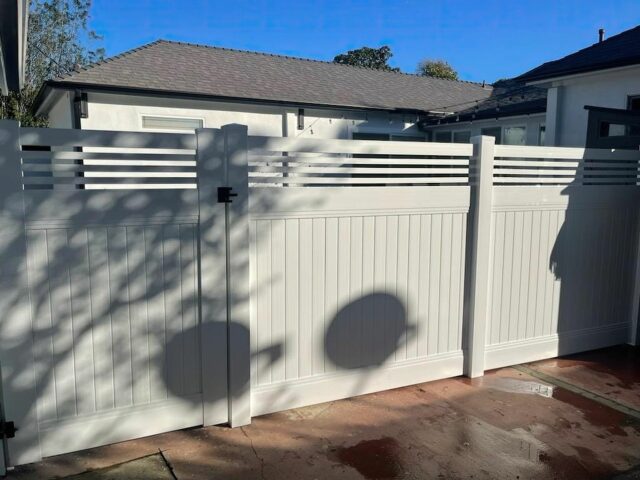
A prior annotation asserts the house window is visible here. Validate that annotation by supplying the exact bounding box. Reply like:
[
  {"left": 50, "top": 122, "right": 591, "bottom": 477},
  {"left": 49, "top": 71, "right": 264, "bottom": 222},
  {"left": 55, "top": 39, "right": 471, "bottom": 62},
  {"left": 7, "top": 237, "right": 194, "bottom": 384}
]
[
  {"left": 141, "top": 115, "right": 204, "bottom": 131},
  {"left": 538, "top": 124, "right": 546, "bottom": 145},
  {"left": 452, "top": 131, "right": 471, "bottom": 143},
  {"left": 503, "top": 126, "right": 526, "bottom": 145},
  {"left": 434, "top": 131, "right": 452, "bottom": 143},
  {"left": 481, "top": 127, "right": 502, "bottom": 144}
]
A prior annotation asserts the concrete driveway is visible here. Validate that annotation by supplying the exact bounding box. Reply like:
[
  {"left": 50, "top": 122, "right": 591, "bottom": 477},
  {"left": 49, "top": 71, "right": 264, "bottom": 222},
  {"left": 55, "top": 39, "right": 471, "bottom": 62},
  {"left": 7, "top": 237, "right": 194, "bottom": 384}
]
[{"left": 9, "top": 346, "right": 640, "bottom": 480}]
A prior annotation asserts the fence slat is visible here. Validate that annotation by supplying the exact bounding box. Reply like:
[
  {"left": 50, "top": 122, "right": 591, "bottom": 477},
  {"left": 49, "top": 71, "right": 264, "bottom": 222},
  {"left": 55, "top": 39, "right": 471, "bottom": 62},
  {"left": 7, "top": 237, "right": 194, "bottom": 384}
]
[
  {"left": 248, "top": 176, "right": 470, "bottom": 184},
  {"left": 22, "top": 164, "right": 196, "bottom": 173},
  {"left": 20, "top": 127, "right": 196, "bottom": 150},
  {"left": 251, "top": 166, "right": 469, "bottom": 175},
  {"left": 494, "top": 159, "right": 638, "bottom": 168},
  {"left": 21, "top": 151, "right": 195, "bottom": 161},
  {"left": 495, "top": 144, "right": 640, "bottom": 161},
  {"left": 248, "top": 136, "right": 473, "bottom": 156},
  {"left": 494, "top": 168, "right": 638, "bottom": 177},
  {"left": 494, "top": 177, "right": 637, "bottom": 185},
  {"left": 249, "top": 155, "right": 470, "bottom": 166},
  {"left": 23, "top": 176, "right": 196, "bottom": 184}
]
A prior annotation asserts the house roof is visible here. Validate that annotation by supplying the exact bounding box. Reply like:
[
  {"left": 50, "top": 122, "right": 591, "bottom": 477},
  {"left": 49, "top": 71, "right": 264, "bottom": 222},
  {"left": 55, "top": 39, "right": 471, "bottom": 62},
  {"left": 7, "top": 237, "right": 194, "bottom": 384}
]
[
  {"left": 39, "top": 39, "right": 493, "bottom": 113},
  {"left": 518, "top": 25, "right": 640, "bottom": 83},
  {"left": 420, "top": 79, "right": 547, "bottom": 126}
]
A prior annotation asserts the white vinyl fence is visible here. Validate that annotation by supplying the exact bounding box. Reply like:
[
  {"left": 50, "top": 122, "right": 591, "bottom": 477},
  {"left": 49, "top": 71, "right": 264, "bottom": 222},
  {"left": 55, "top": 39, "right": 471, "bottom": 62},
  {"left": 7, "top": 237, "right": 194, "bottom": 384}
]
[{"left": 0, "top": 120, "right": 638, "bottom": 469}]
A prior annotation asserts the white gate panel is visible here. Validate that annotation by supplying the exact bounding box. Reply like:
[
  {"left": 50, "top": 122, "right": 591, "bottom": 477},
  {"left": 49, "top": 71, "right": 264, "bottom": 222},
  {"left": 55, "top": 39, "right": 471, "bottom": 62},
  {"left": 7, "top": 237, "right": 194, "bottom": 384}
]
[
  {"left": 249, "top": 187, "right": 470, "bottom": 415},
  {"left": 25, "top": 222, "right": 203, "bottom": 457},
  {"left": 0, "top": 124, "right": 229, "bottom": 465}
]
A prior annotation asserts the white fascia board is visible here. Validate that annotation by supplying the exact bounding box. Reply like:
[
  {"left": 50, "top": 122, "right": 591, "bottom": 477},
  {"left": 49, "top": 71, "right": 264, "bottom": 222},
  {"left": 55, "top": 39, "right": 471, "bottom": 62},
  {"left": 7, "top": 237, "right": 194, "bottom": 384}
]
[
  {"left": 18, "top": 0, "right": 28, "bottom": 89},
  {"left": 0, "top": 37, "right": 8, "bottom": 94},
  {"left": 525, "top": 63, "right": 640, "bottom": 87}
]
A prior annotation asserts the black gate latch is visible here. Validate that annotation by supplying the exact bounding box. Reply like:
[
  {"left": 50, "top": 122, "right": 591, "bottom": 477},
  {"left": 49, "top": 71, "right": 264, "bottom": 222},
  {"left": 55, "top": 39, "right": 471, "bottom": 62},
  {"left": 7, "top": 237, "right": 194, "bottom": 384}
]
[
  {"left": 217, "top": 186, "right": 238, "bottom": 203},
  {"left": 0, "top": 420, "right": 17, "bottom": 439}
]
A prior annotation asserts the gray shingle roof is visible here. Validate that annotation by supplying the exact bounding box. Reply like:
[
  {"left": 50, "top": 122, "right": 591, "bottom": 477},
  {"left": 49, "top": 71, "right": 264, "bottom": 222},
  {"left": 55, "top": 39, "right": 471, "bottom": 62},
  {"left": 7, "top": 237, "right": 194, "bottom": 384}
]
[
  {"left": 518, "top": 25, "right": 640, "bottom": 82},
  {"left": 49, "top": 40, "right": 493, "bottom": 112}
]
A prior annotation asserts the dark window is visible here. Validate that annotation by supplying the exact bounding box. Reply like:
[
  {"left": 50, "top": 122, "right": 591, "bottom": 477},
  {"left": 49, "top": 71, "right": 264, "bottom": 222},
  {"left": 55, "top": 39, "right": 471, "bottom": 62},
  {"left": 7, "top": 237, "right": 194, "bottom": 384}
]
[
  {"left": 481, "top": 127, "right": 502, "bottom": 144},
  {"left": 628, "top": 95, "right": 640, "bottom": 135}
]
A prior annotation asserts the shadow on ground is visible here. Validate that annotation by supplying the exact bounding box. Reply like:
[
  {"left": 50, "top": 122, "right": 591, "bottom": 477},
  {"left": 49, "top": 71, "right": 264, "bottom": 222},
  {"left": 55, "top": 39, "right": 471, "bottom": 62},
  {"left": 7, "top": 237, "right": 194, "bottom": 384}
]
[{"left": 10, "top": 346, "right": 640, "bottom": 480}]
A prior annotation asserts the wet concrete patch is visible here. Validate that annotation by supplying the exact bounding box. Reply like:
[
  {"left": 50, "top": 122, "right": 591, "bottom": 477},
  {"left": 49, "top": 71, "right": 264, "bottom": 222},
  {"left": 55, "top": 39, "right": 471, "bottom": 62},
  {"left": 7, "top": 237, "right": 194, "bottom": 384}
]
[
  {"left": 550, "top": 346, "right": 640, "bottom": 390},
  {"left": 529, "top": 346, "right": 640, "bottom": 410},
  {"left": 551, "top": 387, "right": 633, "bottom": 436},
  {"left": 63, "top": 454, "right": 173, "bottom": 479},
  {"left": 332, "top": 437, "right": 402, "bottom": 479},
  {"left": 463, "top": 372, "right": 554, "bottom": 397}
]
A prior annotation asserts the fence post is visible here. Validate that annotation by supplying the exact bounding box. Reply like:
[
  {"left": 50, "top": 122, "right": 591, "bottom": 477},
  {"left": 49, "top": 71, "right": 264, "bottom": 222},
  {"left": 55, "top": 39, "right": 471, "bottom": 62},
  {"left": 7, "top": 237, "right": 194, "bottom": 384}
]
[
  {"left": 222, "top": 124, "right": 251, "bottom": 427},
  {"left": 466, "top": 135, "right": 495, "bottom": 378},
  {"left": 630, "top": 207, "right": 640, "bottom": 346},
  {"left": 196, "top": 124, "right": 251, "bottom": 428},
  {"left": 0, "top": 120, "right": 41, "bottom": 466}
]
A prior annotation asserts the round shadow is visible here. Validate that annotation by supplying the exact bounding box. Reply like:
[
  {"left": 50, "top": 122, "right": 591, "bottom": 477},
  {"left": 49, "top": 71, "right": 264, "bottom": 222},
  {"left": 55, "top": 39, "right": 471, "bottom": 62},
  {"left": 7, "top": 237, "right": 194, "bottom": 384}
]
[{"left": 324, "top": 292, "right": 414, "bottom": 370}]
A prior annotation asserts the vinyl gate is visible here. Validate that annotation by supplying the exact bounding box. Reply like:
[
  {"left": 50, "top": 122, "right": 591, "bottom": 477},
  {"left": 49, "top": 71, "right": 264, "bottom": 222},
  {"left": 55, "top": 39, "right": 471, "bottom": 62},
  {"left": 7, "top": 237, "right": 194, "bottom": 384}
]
[
  {"left": 0, "top": 121, "right": 639, "bottom": 469},
  {"left": 0, "top": 122, "right": 230, "bottom": 467}
]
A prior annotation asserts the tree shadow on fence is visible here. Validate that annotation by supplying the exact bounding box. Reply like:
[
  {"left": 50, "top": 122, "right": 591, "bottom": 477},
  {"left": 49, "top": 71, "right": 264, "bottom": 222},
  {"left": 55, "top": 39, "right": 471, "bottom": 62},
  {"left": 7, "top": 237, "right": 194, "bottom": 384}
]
[{"left": 0, "top": 125, "right": 421, "bottom": 468}]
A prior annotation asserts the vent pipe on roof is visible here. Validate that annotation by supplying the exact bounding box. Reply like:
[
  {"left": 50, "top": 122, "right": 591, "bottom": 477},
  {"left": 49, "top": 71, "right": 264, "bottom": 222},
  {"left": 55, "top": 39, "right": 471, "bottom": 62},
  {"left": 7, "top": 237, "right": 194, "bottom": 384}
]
[{"left": 598, "top": 28, "right": 605, "bottom": 43}]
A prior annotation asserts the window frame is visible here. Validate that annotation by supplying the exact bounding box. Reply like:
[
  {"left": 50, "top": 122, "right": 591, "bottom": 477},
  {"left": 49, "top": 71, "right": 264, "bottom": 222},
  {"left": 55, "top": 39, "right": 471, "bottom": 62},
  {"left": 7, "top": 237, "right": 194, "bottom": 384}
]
[
  {"left": 502, "top": 125, "right": 527, "bottom": 146},
  {"left": 480, "top": 126, "right": 502, "bottom": 145},
  {"left": 433, "top": 131, "right": 452, "bottom": 143},
  {"left": 140, "top": 114, "right": 206, "bottom": 132},
  {"left": 452, "top": 131, "right": 471, "bottom": 144}
]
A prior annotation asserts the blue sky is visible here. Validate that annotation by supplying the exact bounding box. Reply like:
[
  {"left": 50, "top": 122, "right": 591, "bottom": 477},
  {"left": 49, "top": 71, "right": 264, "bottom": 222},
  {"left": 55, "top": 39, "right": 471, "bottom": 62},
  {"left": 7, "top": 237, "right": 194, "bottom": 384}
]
[{"left": 90, "top": 0, "right": 639, "bottom": 83}]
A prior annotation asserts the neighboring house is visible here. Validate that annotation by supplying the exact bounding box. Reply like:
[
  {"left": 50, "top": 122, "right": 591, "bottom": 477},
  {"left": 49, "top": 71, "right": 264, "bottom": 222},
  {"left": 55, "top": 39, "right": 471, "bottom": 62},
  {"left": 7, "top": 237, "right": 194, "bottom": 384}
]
[
  {"left": 33, "top": 40, "right": 492, "bottom": 140},
  {"left": 419, "top": 79, "right": 548, "bottom": 146},
  {"left": 33, "top": 25, "right": 640, "bottom": 150},
  {"left": 517, "top": 25, "right": 640, "bottom": 148},
  {"left": 0, "top": 0, "right": 28, "bottom": 94}
]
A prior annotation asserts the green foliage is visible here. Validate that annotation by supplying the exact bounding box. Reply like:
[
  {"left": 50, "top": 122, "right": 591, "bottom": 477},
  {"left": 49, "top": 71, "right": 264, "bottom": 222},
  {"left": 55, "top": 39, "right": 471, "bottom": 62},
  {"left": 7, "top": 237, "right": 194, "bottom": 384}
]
[
  {"left": 1, "top": 90, "right": 49, "bottom": 127},
  {"left": 1, "top": 0, "right": 104, "bottom": 126},
  {"left": 333, "top": 46, "right": 400, "bottom": 72},
  {"left": 416, "top": 59, "right": 458, "bottom": 80}
]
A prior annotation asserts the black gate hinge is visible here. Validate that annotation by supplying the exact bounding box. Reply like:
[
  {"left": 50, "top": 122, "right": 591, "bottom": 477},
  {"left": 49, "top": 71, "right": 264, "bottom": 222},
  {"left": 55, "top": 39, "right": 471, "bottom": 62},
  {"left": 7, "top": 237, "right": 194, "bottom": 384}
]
[
  {"left": 0, "top": 420, "right": 17, "bottom": 439},
  {"left": 217, "top": 186, "right": 238, "bottom": 203}
]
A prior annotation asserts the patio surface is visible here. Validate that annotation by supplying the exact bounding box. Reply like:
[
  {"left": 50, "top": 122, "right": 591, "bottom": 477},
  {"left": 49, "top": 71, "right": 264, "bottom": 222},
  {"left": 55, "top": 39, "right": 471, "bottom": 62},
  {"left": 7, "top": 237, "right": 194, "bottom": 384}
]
[{"left": 9, "top": 345, "right": 640, "bottom": 480}]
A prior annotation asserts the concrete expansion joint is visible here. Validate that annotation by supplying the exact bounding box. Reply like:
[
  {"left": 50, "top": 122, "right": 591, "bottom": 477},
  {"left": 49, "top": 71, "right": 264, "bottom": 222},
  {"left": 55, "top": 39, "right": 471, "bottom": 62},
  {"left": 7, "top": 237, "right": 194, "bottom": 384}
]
[{"left": 513, "top": 364, "right": 640, "bottom": 421}]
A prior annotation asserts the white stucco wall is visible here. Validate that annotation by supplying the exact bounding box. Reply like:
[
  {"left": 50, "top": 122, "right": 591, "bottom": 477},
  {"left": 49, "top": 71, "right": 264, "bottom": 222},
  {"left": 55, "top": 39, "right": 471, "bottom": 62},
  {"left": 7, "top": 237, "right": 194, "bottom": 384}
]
[
  {"left": 542, "top": 65, "right": 640, "bottom": 147},
  {"left": 46, "top": 91, "right": 427, "bottom": 140}
]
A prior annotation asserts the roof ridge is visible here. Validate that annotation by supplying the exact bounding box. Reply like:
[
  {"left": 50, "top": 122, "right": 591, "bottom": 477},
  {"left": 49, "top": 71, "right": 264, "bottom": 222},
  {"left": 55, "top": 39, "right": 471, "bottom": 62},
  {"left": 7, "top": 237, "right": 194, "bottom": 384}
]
[{"left": 125, "top": 38, "right": 490, "bottom": 88}]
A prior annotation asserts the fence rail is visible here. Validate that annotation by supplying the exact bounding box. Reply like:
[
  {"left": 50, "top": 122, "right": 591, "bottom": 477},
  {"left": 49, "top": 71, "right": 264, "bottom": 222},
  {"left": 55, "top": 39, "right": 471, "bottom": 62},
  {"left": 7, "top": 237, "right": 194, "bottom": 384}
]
[
  {"left": 247, "top": 136, "right": 474, "bottom": 187},
  {"left": 18, "top": 126, "right": 197, "bottom": 190},
  {"left": 493, "top": 144, "right": 640, "bottom": 186}
]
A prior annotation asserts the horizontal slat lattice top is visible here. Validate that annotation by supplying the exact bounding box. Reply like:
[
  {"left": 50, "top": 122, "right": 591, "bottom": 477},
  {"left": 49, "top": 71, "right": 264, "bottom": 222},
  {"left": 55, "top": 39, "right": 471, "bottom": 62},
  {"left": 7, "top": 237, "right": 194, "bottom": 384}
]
[
  {"left": 20, "top": 127, "right": 197, "bottom": 190},
  {"left": 247, "top": 136, "right": 473, "bottom": 187},
  {"left": 493, "top": 144, "right": 640, "bottom": 186}
]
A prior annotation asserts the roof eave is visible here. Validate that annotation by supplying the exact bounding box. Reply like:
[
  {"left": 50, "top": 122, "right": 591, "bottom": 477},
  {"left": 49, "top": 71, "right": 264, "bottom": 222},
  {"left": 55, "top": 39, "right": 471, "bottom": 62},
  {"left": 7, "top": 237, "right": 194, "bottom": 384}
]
[
  {"left": 419, "top": 101, "right": 547, "bottom": 127},
  {"left": 519, "top": 56, "right": 640, "bottom": 85},
  {"left": 36, "top": 80, "right": 441, "bottom": 116}
]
